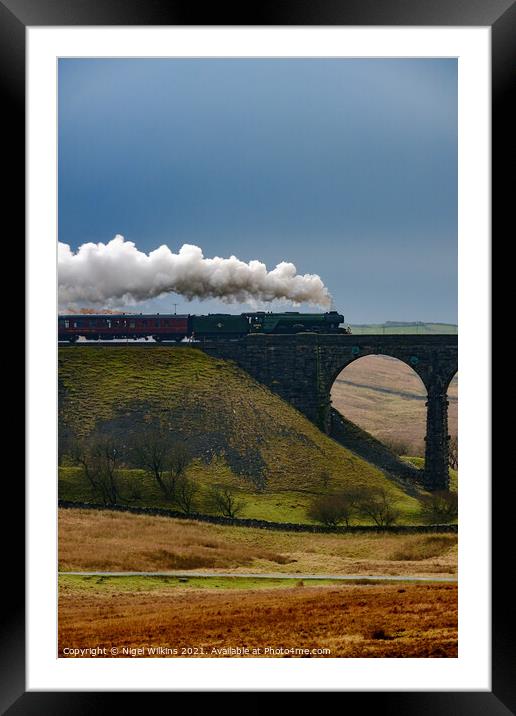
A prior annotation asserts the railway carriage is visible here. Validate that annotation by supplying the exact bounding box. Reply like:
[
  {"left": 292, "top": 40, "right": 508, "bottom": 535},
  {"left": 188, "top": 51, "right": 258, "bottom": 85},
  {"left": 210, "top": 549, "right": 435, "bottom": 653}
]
[{"left": 57, "top": 314, "right": 189, "bottom": 343}]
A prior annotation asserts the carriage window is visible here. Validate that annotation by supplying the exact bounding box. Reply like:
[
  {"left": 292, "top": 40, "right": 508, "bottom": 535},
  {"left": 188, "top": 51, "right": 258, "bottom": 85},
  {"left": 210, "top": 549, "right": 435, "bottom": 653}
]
[
  {"left": 130, "top": 321, "right": 135, "bottom": 328},
  {"left": 107, "top": 319, "right": 111, "bottom": 328},
  {"left": 64, "top": 320, "right": 69, "bottom": 329}
]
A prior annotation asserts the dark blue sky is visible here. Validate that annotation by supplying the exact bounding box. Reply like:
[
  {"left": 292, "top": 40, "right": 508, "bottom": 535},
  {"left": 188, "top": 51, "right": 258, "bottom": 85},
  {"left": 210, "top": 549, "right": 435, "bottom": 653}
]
[{"left": 58, "top": 58, "right": 457, "bottom": 322}]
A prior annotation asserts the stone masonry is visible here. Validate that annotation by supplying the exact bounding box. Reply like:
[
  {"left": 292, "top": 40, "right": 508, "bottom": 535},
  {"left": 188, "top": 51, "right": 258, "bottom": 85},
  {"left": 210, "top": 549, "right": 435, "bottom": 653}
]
[{"left": 201, "top": 333, "right": 458, "bottom": 491}]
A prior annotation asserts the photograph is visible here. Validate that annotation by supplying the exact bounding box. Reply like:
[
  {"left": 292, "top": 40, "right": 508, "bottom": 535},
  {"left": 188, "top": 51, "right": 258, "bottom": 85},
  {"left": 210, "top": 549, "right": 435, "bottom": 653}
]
[
  {"left": 56, "top": 56, "right": 459, "bottom": 659},
  {"left": 1, "top": 0, "right": 503, "bottom": 703}
]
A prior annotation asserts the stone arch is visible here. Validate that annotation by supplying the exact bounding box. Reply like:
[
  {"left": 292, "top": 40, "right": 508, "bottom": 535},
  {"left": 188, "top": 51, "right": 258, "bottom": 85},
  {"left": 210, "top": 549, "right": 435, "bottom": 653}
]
[
  {"left": 329, "top": 352, "right": 428, "bottom": 455},
  {"left": 324, "top": 344, "right": 432, "bottom": 399},
  {"left": 444, "top": 366, "right": 459, "bottom": 394},
  {"left": 202, "top": 333, "right": 458, "bottom": 491},
  {"left": 327, "top": 351, "right": 428, "bottom": 396},
  {"left": 319, "top": 340, "right": 458, "bottom": 491},
  {"left": 445, "top": 369, "right": 458, "bottom": 473}
]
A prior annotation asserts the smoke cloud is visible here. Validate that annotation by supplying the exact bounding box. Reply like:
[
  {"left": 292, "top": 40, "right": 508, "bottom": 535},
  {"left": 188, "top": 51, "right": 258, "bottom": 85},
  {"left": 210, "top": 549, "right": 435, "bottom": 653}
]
[{"left": 58, "top": 235, "right": 332, "bottom": 309}]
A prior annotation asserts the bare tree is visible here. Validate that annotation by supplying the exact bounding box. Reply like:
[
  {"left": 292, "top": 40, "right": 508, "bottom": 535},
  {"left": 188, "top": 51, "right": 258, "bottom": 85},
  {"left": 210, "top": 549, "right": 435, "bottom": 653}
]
[
  {"left": 448, "top": 435, "right": 458, "bottom": 471},
  {"left": 349, "top": 486, "right": 400, "bottom": 527},
  {"left": 59, "top": 429, "right": 85, "bottom": 466},
  {"left": 132, "top": 431, "right": 173, "bottom": 498},
  {"left": 74, "top": 436, "right": 122, "bottom": 506},
  {"left": 307, "top": 493, "right": 353, "bottom": 527},
  {"left": 420, "top": 490, "right": 458, "bottom": 524},
  {"left": 132, "top": 433, "right": 192, "bottom": 502},
  {"left": 210, "top": 487, "right": 246, "bottom": 518},
  {"left": 169, "top": 442, "right": 192, "bottom": 482},
  {"left": 58, "top": 434, "right": 72, "bottom": 466},
  {"left": 175, "top": 475, "right": 198, "bottom": 515}
]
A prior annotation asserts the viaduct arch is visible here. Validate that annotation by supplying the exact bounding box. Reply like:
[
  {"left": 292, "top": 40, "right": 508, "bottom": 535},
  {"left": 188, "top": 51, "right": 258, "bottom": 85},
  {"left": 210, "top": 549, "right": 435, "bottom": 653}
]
[{"left": 201, "top": 333, "right": 458, "bottom": 491}]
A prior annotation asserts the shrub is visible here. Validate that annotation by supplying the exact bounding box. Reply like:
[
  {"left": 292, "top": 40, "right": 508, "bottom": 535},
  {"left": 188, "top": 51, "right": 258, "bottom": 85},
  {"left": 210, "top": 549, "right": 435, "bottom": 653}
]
[
  {"left": 420, "top": 491, "right": 458, "bottom": 524},
  {"left": 383, "top": 438, "right": 411, "bottom": 456},
  {"left": 348, "top": 486, "right": 400, "bottom": 527},
  {"left": 73, "top": 435, "right": 122, "bottom": 506},
  {"left": 448, "top": 435, "right": 458, "bottom": 470},
  {"left": 174, "top": 475, "right": 198, "bottom": 515},
  {"left": 209, "top": 487, "right": 246, "bottom": 519},
  {"left": 370, "top": 628, "right": 392, "bottom": 640},
  {"left": 307, "top": 493, "right": 353, "bottom": 527}
]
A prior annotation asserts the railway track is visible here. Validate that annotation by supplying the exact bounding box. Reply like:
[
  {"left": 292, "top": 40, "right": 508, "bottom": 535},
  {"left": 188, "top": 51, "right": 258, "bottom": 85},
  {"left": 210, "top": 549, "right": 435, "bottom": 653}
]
[{"left": 58, "top": 340, "right": 216, "bottom": 346}]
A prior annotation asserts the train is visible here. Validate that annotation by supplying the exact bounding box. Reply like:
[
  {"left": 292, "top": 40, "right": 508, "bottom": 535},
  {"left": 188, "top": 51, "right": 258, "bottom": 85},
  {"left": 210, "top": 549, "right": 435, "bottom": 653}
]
[{"left": 58, "top": 311, "right": 351, "bottom": 343}]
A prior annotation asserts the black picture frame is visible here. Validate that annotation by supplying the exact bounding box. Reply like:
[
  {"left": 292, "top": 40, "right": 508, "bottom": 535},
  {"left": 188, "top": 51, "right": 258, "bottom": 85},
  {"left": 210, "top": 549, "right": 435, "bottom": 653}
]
[{"left": 5, "top": 0, "right": 511, "bottom": 711}]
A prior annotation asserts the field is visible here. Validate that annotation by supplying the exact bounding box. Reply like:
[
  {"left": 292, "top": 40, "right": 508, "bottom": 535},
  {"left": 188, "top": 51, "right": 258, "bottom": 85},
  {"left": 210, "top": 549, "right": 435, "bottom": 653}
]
[
  {"left": 59, "top": 508, "right": 457, "bottom": 577},
  {"left": 349, "top": 322, "right": 458, "bottom": 335},
  {"left": 58, "top": 576, "right": 457, "bottom": 658},
  {"left": 331, "top": 355, "right": 458, "bottom": 455},
  {"left": 58, "top": 342, "right": 458, "bottom": 660}
]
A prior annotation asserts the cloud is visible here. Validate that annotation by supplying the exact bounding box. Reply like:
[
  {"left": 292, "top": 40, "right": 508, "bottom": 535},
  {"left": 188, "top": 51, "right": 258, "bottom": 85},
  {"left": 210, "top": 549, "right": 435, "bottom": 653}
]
[{"left": 58, "top": 235, "right": 332, "bottom": 309}]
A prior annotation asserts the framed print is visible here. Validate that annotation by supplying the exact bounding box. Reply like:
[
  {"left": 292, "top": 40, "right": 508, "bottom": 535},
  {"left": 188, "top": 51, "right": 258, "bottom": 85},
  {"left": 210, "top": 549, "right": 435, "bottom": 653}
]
[{"left": 4, "top": 0, "right": 512, "bottom": 710}]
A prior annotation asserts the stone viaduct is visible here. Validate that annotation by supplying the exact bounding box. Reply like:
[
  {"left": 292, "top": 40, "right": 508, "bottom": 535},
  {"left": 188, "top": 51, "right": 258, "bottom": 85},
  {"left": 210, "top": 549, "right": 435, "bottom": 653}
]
[{"left": 201, "top": 333, "right": 458, "bottom": 491}]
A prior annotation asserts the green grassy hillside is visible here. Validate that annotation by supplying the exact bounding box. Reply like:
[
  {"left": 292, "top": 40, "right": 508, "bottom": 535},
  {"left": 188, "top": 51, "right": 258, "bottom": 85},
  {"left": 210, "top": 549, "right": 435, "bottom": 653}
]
[
  {"left": 58, "top": 346, "right": 426, "bottom": 523},
  {"left": 402, "top": 456, "right": 458, "bottom": 493}
]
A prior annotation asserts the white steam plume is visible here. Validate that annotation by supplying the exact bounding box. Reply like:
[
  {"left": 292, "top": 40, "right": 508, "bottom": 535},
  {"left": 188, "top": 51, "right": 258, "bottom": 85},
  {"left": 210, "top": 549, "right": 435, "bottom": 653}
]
[{"left": 58, "top": 235, "right": 332, "bottom": 309}]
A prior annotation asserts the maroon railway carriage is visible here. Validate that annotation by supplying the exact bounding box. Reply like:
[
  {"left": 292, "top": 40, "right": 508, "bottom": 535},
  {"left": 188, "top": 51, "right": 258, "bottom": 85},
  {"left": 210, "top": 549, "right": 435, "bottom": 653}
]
[{"left": 57, "top": 314, "right": 189, "bottom": 343}]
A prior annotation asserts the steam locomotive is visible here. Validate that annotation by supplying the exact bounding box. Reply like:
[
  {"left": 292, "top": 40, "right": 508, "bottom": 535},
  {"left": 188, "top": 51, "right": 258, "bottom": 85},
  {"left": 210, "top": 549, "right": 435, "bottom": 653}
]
[{"left": 58, "top": 311, "right": 351, "bottom": 343}]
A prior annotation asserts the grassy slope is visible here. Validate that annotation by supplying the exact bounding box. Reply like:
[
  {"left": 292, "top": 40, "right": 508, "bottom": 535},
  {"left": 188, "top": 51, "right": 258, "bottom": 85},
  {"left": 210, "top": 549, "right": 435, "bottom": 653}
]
[
  {"left": 349, "top": 322, "right": 458, "bottom": 335},
  {"left": 403, "top": 457, "right": 458, "bottom": 493},
  {"left": 59, "top": 346, "right": 425, "bottom": 523},
  {"left": 329, "top": 408, "right": 420, "bottom": 487}
]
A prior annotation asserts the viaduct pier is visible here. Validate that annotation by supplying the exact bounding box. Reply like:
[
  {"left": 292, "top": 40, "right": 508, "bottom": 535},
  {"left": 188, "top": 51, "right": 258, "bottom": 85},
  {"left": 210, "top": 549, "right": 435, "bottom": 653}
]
[{"left": 201, "top": 333, "right": 457, "bottom": 491}]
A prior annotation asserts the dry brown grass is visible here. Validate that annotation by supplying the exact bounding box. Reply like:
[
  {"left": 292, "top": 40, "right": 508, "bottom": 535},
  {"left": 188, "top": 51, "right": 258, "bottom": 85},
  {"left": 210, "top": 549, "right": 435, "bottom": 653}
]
[
  {"left": 59, "top": 508, "right": 457, "bottom": 577},
  {"left": 58, "top": 580, "right": 457, "bottom": 658},
  {"left": 331, "top": 355, "right": 458, "bottom": 455}
]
